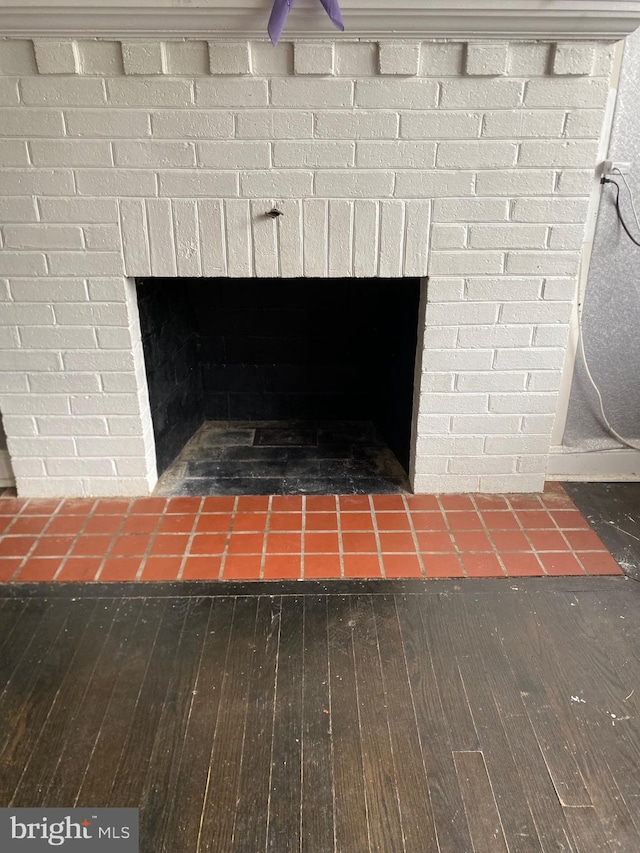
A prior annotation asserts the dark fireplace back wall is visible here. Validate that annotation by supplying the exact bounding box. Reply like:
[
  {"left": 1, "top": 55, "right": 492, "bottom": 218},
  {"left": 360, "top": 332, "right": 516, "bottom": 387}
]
[{"left": 137, "top": 278, "right": 421, "bottom": 475}]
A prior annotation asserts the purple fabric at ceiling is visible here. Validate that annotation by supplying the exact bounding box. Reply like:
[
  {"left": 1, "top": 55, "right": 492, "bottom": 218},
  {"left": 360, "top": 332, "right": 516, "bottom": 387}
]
[{"left": 268, "top": 0, "right": 344, "bottom": 45}]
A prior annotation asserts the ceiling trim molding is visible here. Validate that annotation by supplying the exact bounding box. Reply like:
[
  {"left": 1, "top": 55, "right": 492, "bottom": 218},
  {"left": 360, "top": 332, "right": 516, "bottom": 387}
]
[{"left": 1, "top": 2, "right": 639, "bottom": 41}]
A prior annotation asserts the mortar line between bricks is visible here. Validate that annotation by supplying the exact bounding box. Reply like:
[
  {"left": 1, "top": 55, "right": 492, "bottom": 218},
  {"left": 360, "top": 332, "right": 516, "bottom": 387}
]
[
  {"left": 504, "top": 497, "right": 550, "bottom": 575},
  {"left": 368, "top": 494, "right": 385, "bottom": 579},
  {"left": 436, "top": 495, "right": 467, "bottom": 578},
  {"left": 94, "top": 500, "right": 137, "bottom": 582},
  {"left": 258, "top": 495, "right": 272, "bottom": 581},
  {"left": 51, "top": 498, "right": 97, "bottom": 581},
  {"left": 470, "top": 494, "right": 509, "bottom": 578},
  {"left": 218, "top": 495, "right": 239, "bottom": 580}
]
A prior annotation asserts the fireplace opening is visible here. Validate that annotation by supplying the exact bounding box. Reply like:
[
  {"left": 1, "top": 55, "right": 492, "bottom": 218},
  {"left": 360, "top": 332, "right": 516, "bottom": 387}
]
[{"left": 137, "top": 277, "right": 421, "bottom": 496}]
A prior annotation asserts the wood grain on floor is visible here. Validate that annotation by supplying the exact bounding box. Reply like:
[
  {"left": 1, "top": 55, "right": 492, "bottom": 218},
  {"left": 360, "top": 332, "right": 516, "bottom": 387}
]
[{"left": 0, "top": 576, "right": 639, "bottom": 852}]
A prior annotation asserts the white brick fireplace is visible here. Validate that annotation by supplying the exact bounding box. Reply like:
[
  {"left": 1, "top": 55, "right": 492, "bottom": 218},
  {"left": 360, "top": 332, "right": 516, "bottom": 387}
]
[{"left": 1, "top": 0, "right": 639, "bottom": 497}]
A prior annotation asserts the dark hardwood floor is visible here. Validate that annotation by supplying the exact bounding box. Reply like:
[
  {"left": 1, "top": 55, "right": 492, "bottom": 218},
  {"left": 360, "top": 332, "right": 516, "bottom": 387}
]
[{"left": 1, "top": 576, "right": 639, "bottom": 852}]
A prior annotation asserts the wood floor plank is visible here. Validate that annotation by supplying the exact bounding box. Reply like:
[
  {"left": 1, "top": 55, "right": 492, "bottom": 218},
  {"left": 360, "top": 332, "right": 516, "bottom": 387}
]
[
  {"left": 266, "top": 596, "right": 304, "bottom": 853},
  {"left": 138, "top": 597, "right": 213, "bottom": 852},
  {"left": 395, "top": 593, "right": 474, "bottom": 853},
  {"left": 0, "top": 599, "right": 64, "bottom": 703},
  {"left": 9, "top": 599, "right": 119, "bottom": 807},
  {"left": 350, "top": 594, "right": 405, "bottom": 853},
  {"left": 515, "top": 590, "right": 640, "bottom": 850},
  {"left": 73, "top": 598, "right": 164, "bottom": 807},
  {"left": 161, "top": 597, "right": 235, "bottom": 853},
  {"left": 327, "top": 594, "right": 370, "bottom": 853},
  {"left": 0, "top": 599, "right": 29, "bottom": 654},
  {"left": 489, "top": 592, "right": 592, "bottom": 809},
  {"left": 564, "top": 806, "right": 616, "bottom": 853},
  {"left": 301, "top": 595, "right": 335, "bottom": 853},
  {"left": 420, "top": 593, "right": 480, "bottom": 751},
  {"left": 439, "top": 594, "right": 544, "bottom": 853},
  {"left": 198, "top": 596, "right": 259, "bottom": 853},
  {"left": 43, "top": 597, "right": 147, "bottom": 807},
  {"left": 470, "top": 592, "right": 577, "bottom": 853},
  {"left": 453, "top": 751, "right": 509, "bottom": 853},
  {"left": 372, "top": 594, "right": 438, "bottom": 853},
  {"left": 0, "top": 599, "right": 96, "bottom": 805},
  {"left": 232, "top": 596, "right": 281, "bottom": 853}
]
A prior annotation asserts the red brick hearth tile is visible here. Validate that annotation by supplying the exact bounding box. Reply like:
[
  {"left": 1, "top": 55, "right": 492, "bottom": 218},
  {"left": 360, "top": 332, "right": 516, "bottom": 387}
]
[
  {"left": 440, "top": 495, "right": 474, "bottom": 511},
  {"left": 578, "top": 552, "right": 623, "bottom": 575},
  {"left": 202, "top": 496, "right": 236, "bottom": 513},
  {"left": 342, "top": 532, "right": 378, "bottom": 553},
  {"left": 267, "top": 533, "right": 302, "bottom": 554},
  {"left": 490, "top": 531, "right": 532, "bottom": 552},
  {"left": 0, "top": 517, "right": 13, "bottom": 535},
  {"left": 340, "top": 512, "right": 374, "bottom": 531},
  {"left": 515, "top": 510, "right": 555, "bottom": 529},
  {"left": 151, "top": 534, "right": 190, "bottom": 556},
  {"left": 233, "top": 513, "right": 268, "bottom": 532},
  {"left": 57, "top": 557, "right": 102, "bottom": 582},
  {"left": 236, "top": 496, "right": 269, "bottom": 512},
  {"left": 304, "top": 554, "right": 341, "bottom": 579},
  {"left": 416, "top": 531, "right": 454, "bottom": 552},
  {"left": 305, "top": 496, "right": 336, "bottom": 512},
  {"left": 159, "top": 513, "right": 197, "bottom": 534},
  {"left": 382, "top": 553, "right": 423, "bottom": 578},
  {"left": 480, "top": 511, "right": 521, "bottom": 530},
  {"left": 0, "top": 558, "right": 21, "bottom": 582},
  {"left": 182, "top": 556, "right": 222, "bottom": 580},
  {"left": 563, "top": 530, "right": 608, "bottom": 551},
  {"left": 509, "top": 495, "right": 544, "bottom": 510},
  {"left": 372, "top": 495, "right": 405, "bottom": 511},
  {"left": 305, "top": 532, "right": 340, "bottom": 553},
  {"left": 227, "top": 533, "right": 264, "bottom": 555},
  {"left": 271, "top": 495, "right": 303, "bottom": 512},
  {"left": 0, "top": 499, "right": 27, "bottom": 515},
  {"left": 263, "top": 554, "right": 301, "bottom": 579},
  {"left": 167, "top": 497, "right": 202, "bottom": 513},
  {"left": 95, "top": 499, "right": 131, "bottom": 515},
  {"left": 190, "top": 534, "right": 227, "bottom": 555},
  {"left": 196, "top": 514, "right": 233, "bottom": 533},
  {"left": 46, "top": 515, "right": 87, "bottom": 536},
  {"left": 500, "top": 553, "right": 545, "bottom": 577},
  {"left": 411, "top": 511, "right": 447, "bottom": 531},
  {"left": 305, "top": 513, "right": 338, "bottom": 531},
  {"left": 58, "top": 499, "right": 96, "bottom": 515},
  {"left": 343, "top": 554, "right": 382, "bottom": 578},
  {"left": 269, "top": 514, "right": 303, "bottom": 532},
  {"left": 17, "top": 558, "right": 61, "bottom": 582},
  {"left": 452, "top": 531, "right": 493, "bottom": 552},
  {"left": 474, "top": 495, "right": 509, "bottom": 510},
  {"left": 99, "top": 558, "right": 142, "bottom": 582},
  {"left": 31, "top": 536, "right": 75, "bottom": 558},
  {"left": 85, "top": 515, "right": 123, "bottom": 535},
  {"left": 526, "top": 530, "right": 569, "bottom": 552},
  {"left": 142, "top": 557, "right": 183, "bottom": 581},
  {"left": 111, "top": 535, "right": 151, "bottom": 557},
  {"left": 549, "top": 510, "right": 591, "bottom": 530},
  {"left": 421, "top": 554, "right": 464, "bottom": 578},
  {"left": 446, "top": 511, "right": 484, "bottom": 531},
  {"left": 538, "top": 552, "right": 585, "bottom": 576},
  {"left": 339, "top": 495, "right": 371, "bottom": 511},
  {"left": 378, "top": 532, "right": 416, "bottom": 552},
  {"left": 0, "top": 536, "right": 37, "bottom": 558},
  {"left": 131, "top": 497, "right": 167, "bottom": 514},
  {"left": 9, "top": 516, "right": 51, "bottom": 536},
  {"left": 405, "top": 495, "right": 439, "bottom": 511},
  {"left": 224, "top": 555, "right": 262, "bottom": 579},
  {"left": 22, "top": 499, "right": 61, "bottom": 515},
  {"left": 375, "top": 512, "right": 411, "bottom": 531},
  {"left": 71, "top": 535, "right": 113, "bottom": 557},
  {"left": 121, "top": 514, "right": 160, "bottom": 535},
  {"left": 462, "top": 554, "right": 505, "bottom": 578}
]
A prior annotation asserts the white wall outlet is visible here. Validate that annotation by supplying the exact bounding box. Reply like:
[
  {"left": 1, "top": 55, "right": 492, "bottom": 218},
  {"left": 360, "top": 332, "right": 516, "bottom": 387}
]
[{"left": 602, "top": 159, "right": 632, "bottom": 175}]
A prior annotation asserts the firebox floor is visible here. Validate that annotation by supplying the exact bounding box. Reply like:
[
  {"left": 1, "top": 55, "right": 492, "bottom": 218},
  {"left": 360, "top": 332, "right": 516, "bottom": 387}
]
[{"left": 153, "top": 420, "right": 411, "bottom": 497}]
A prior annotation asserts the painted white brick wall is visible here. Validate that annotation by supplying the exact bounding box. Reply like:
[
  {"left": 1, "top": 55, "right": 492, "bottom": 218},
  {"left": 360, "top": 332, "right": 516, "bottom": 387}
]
[{"left": 0, "top": 36, "right": 615, "bottom": 496}]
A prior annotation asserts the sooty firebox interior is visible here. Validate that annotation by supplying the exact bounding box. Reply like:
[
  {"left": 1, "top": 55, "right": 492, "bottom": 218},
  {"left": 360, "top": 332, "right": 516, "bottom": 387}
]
[{"left": 137, "top": 278, "right": 421, "bottom": 496}]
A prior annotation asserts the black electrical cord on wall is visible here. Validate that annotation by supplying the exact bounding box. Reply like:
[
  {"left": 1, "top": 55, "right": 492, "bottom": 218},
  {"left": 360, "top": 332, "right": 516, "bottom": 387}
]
[{"left": 601, "top": 176, "right": 640, "bottom": 247}]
